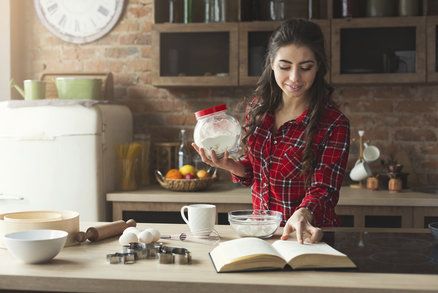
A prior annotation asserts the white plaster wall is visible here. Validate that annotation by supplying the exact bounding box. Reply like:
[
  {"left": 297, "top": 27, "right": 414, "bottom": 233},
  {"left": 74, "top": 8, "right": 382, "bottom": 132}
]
[{"left": 0, "top": 0, "right": 11, "bottom": 100}]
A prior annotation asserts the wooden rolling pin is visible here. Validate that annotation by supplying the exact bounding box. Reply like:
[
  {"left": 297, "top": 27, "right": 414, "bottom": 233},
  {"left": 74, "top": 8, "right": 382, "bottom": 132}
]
[{"left": 76, "top": 219, "right": 136, "bottom": 243}]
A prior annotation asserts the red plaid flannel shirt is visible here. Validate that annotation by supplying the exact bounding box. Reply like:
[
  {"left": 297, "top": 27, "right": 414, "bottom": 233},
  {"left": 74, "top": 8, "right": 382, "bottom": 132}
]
[{"left": 232, "top": 103, "right": 350, "bottom": 227}]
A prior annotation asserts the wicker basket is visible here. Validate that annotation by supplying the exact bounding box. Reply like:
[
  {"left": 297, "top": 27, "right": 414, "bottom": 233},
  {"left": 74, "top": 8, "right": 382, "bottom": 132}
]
[{"left": 155, "top": 170, "right": 217, "bottom": 192}]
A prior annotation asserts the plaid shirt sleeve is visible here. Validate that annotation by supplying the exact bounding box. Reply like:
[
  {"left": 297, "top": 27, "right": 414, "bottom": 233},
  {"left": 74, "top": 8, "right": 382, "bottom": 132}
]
[
  {"left": 298, "top": 115, "right": 350, "bottom": 226},
  {"left": 231, "top": 155, "right": 254, "bottom": 186}
]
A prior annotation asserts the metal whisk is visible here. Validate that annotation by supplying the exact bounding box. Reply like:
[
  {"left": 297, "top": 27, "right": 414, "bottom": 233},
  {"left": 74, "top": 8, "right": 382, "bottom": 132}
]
[{"left": 160, "top": 229, "right": 220, "bottom": 245}]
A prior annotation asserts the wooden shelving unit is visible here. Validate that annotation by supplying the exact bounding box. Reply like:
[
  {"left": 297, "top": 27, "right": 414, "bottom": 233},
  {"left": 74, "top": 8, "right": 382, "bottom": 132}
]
[{"left": 152, "top": 0, "right": 438, "bottom": 86}]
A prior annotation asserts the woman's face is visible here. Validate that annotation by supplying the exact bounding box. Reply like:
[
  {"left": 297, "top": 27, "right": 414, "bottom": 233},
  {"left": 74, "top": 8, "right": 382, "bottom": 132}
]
[{"left": 271, "top": 43, "right": 318, "bottom": 100}]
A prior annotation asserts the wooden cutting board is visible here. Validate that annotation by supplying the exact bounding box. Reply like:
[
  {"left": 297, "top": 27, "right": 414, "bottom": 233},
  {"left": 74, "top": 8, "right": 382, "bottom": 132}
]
[{"left": 40, "top": 72, "right": 113, "bottom": 100}]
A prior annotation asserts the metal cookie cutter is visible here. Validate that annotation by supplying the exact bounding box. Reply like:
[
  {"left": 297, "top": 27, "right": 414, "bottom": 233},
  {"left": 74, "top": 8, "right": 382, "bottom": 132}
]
[
  {"left": 158, "top": 251, "right": 175, "bottom": 264},
  {"left": 123, "top": 243, "right": 160, "bottom": 260},
  {"left": 106, "top": 252, "right": 136, "bottom": 264},
  {"left": 159, "top": 246, "right": 192, "bottom": 265},
  {"left": 172, "top": 247, "right": 192, "bottom": 265}
]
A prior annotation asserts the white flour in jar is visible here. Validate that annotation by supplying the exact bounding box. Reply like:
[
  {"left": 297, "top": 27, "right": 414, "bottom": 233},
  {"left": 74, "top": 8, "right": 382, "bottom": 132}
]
[{"left": 200, "top": 134, "right": 236, "bottom": 155}]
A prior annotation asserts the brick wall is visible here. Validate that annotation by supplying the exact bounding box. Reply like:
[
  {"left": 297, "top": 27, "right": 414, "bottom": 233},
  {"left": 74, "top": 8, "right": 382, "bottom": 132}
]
[{"left": 20, "top": 0, "right": 437, "bottom": 187}]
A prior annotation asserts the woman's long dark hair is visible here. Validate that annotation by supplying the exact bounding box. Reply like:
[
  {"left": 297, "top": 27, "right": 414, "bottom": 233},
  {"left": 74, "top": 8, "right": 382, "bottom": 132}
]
[{"left": 242, "top": 19, "right": 334, "bottom": 184}]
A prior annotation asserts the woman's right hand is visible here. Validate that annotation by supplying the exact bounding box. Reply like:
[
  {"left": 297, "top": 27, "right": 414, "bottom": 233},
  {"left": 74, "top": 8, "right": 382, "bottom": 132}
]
[{"left": 191, "top": 143, "right": 246, "bottom": 177}]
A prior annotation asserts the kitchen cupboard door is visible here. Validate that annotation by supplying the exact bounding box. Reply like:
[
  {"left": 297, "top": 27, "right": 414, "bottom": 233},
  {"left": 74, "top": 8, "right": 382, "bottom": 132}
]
[
  {"left": 152, "top": 23, "right": 238, "bottom": 86},
  {"left": 238, "top": 21, "right": 280, "bottom": 86},
  {"left": 331, "top": 17, "right": 426, "bottom": 84},
  {"left": 238, "top": 20, "right": 331, "bottom": 86}
]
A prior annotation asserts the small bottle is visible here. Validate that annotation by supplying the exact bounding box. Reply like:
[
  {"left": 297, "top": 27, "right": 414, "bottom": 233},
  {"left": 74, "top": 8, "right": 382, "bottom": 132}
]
[
  {"left": 308, "top": 0, "right": 319, "bottom": 19},
  {"left": 204, "top": 0, "right": 211, "bottom": 22},
  {"left": 183, "top": 0, "right": 192, "bottom": 24},
  {"left": 341, "top": 0, "right": 354, "bottom": 18},
  {"left": 178, "top": 129, "right": 192, "bottom": 168},
  {"left": 169, "top": 0, "right": 176, "bottom": 23}
]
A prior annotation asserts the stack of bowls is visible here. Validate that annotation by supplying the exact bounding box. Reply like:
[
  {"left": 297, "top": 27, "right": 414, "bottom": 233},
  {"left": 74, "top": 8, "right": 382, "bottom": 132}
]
[{"left": 0, "top": 210, "right": 79, "bottom": 248}]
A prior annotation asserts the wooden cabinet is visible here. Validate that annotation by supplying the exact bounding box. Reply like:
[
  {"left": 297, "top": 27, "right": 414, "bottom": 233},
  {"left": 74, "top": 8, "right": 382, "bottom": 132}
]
[
  {"left": 331, "top": 17, "right": 426, "bottom": 84},
  {"left": 152, "top": 0, "right": 438, "bottom": 86},
  {"left": 107, "top": 186, "right": 438, "bottom": 229},
  {"left": 152, "top": 0, "right": 329, "bottom": 86},
  {"left": 151, "top": 23, "right": 238, "bottom": 86}
]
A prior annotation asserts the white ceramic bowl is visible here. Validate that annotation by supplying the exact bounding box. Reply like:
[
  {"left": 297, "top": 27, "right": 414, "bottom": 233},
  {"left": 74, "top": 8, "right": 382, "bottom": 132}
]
[
  {"left": 228, "top": 210, "right": 283, "bottom": 239},
  {"left": 0, "top": 210, "right": 80, "bottom": 248},
  {"left": 3, "top": 229, "right": 68, "bottom": 263}
]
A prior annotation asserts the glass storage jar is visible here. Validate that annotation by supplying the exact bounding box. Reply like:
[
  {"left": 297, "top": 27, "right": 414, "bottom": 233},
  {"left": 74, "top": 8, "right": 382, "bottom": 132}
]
[{"left": 194, "top": 104, "right": 241, "bottom": 158}]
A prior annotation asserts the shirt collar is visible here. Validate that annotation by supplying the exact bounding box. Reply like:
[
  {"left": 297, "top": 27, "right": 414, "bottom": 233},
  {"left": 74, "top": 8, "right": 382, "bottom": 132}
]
[{"left": 263, "top": 108, "right": 310, "bottom": 129}]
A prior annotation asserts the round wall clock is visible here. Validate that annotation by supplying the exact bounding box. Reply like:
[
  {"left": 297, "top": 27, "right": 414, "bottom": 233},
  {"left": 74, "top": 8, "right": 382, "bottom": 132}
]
[{"left": 34, "top": 0, "right": 125, "bottom": 44}]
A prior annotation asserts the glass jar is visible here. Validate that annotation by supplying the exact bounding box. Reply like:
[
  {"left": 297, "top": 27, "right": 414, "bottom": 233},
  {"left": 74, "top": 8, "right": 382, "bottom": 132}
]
[
  {"left": 341, "top": 0, "right": 354, "bottom": 18},
  {"left": 268, "top": 0, "right": 284, "bottom": 21},
  {"left": 193, "top": 104, "right": 241, "bottom": 158},
  {"left": 366, "top": 0, "right": 395, "bottom": 17},
  {"left": 205, "top": 0, "right": 227, "bottom": 23}
]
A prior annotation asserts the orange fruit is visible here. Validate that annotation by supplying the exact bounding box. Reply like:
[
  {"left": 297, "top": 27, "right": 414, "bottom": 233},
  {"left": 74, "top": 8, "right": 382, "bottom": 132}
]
[
  {"left": 196, "top": 169, "right": 209, "bottom": 179},
  {"left": 165, "top": 169, "right": 183, "bottom": 179}
]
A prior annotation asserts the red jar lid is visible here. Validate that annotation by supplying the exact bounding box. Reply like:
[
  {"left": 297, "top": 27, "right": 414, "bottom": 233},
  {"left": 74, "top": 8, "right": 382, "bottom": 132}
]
[{"left": 195, "top": 104, "right": 227, "bottom": 119}]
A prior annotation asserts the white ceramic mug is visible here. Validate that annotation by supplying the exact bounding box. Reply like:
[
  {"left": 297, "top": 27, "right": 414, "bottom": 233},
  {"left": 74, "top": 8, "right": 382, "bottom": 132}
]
[
  {"left": 180, "top": 204, "right": 216, "bottom": 236},
  {"left": 363, "top": 143, "right": 380, "bottom": 163},
  {"left": 350, "top": 160, "right": 372, "bottom": 181}
]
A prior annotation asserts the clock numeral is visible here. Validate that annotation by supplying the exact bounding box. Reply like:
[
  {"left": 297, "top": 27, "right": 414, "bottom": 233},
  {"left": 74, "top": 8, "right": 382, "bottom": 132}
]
[
  {"left": 58, "top": 14, "right": 66, "bottom": 28},
  {"left": 75, "top": 20, "right": 80, "bottom": 32},
  {"left": 47, "top": 3, "right": 58, "bottom": 15},
  {"left": 98, "top": 6, "right": 110, "bottom": 17}
]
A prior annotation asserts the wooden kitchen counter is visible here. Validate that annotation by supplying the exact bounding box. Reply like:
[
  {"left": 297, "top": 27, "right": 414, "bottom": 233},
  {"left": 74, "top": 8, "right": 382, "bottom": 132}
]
[
  {"left": 107, "top": 185, "right": 438, "bottom": 228},
  {"left": 0, "top": 224, "right": 437, "bottom": 293}
]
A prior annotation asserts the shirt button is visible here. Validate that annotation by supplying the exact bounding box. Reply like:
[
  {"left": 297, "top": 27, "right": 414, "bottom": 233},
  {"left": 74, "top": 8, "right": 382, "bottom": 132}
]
[
  {"left": 273, "top": 140, "right": 277, "bottom": 144},
  {"left": 263, "top": 183, "right": 267, "bottom": 187}
]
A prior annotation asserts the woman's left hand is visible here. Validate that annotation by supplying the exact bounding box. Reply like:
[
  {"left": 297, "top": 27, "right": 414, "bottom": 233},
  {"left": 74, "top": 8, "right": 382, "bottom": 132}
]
[{"left": 281, "top": 208, "right": 323, "bottom": 244}]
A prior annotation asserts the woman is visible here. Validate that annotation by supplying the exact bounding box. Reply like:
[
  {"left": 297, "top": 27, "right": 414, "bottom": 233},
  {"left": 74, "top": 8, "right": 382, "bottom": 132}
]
[{"left": 193, "top": 19, "right": 350, "bottom": 244}]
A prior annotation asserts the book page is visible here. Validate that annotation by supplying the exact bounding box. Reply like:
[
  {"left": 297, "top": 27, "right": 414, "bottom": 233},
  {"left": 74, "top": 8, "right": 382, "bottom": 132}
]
[
  {"left": 210, "top": 237, "right": 285, "bottom": 272},
  {"left": 272, "top": 240, "right": 347, "bottom": 262}
]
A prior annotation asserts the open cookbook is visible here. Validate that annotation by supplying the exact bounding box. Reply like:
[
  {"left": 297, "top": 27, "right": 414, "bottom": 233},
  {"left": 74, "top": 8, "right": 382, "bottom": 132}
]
[{"left": 209, "top": 237, "right": 356, "bottom": 273}]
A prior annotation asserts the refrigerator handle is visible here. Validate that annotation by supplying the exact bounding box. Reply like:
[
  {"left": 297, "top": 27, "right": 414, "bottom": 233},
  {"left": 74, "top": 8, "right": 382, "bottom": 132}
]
[{"left": 0, "top": 194, "right": 24, "bottom": 201}]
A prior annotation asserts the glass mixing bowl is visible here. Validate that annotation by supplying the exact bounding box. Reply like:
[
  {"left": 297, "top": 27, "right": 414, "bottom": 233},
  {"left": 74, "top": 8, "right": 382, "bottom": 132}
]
[{"left": 228, "top": 210, "right": 283, "bottom": 239}]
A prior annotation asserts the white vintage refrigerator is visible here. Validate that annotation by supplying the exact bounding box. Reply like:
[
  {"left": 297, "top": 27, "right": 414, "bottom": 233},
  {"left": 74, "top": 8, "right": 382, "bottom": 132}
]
[{"left": 0, "top": 101, "right": 132, "bottom": 221}]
